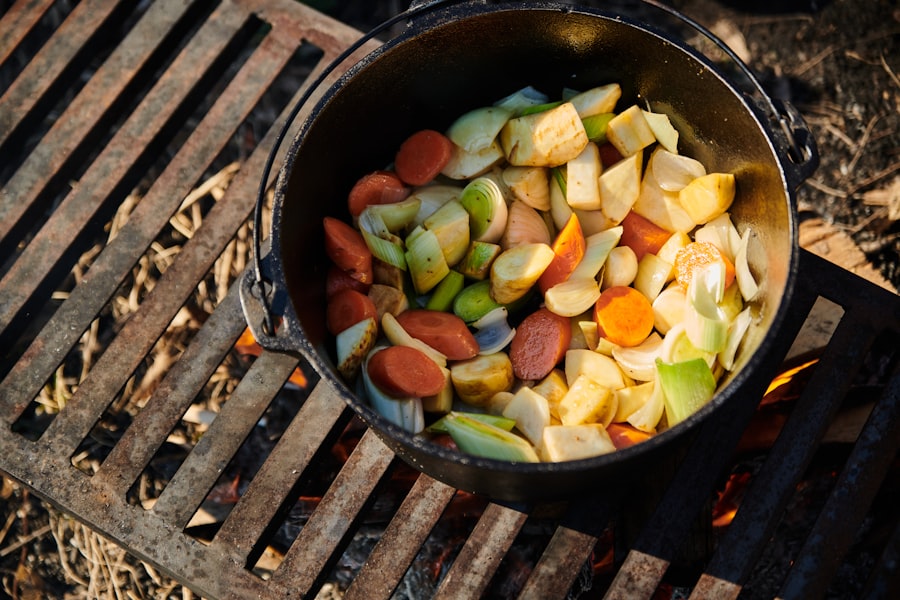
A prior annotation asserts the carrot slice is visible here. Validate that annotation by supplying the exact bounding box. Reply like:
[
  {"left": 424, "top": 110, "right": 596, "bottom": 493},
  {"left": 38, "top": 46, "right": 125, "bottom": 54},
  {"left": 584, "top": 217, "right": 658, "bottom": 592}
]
[
  {"left": 509, "top": 307, "right": 571, "bottom": 381},
  {"left": 592, "top": 285, "right": 654, "bottom": 347},
  {"left": 367, "top": 345, "right": 446, "bottom": 398},
  {"left": 394, "top": 129, "right": 454, "bottom": 186},
  {"left": 323, "top": 216, "right": 373, "bottom": 284},
  {"left": 347, "top": 170, "right": 410, "bottom": 217},
  {"left": 327, "top": 288, "right": 378, "bottom": 335},
  {"left": 619, "top": 210, "right": 672, "bottom": 260},
  {"left": 395, "top": 309, "right": 479, "bottom": 360},
  {"left": 326, "top": 265, "right": 370, "bottom": 298},
  {"left": 538, "top": 213, "right": 586, "bottom": 294},
  {"left": 674, "top": 240, "right": 735, "bottom": 289}
]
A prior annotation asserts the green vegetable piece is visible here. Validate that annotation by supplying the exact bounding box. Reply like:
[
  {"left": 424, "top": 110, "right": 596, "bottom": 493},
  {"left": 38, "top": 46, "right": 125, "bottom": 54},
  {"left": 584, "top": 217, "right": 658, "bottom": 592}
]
[
  {"left": 427, "top": 411, "right": 517, "bottom": 434},
  {"left": 581, "top": 112, "right": 615, "bottom": 143},
  {"left": 655, "top": 357, "right": 717, "bottom": 427},
  {"left": 426, "top": 270, "right": 465, "bottom": 312},
  {"left": 519, "top": 100, "right": 564, "bottom": 116},
  {"left": 405, "top": 228, "right": 450, "bottom": 295},
  {"left": 441, "top": 413, "right": 539, "bottom": 462},
  {"left": 457, "top": 240, "right": 501, "bottom": 280},
  {"left": 453, "top": 280, "right": 503, "bottom": 323},
  {"left": 551, "top": 166, "right": 567, "bottom": 197}
]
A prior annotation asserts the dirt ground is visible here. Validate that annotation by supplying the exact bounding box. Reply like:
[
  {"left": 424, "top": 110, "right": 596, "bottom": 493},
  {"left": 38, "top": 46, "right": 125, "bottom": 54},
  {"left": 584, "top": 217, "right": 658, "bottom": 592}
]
[{"left": 1, "top": 0, "right": 897, "bottom": 599}]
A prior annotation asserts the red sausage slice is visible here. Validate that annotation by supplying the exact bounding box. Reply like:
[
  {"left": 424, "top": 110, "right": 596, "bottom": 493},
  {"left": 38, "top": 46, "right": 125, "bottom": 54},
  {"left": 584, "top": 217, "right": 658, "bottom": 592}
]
[
  {"left": 394, "top": 129, "right": 454, "bottom": 186},
  {"left": 323, "top": 216, "right": 373, "bottom": 284},
  {"left": 509, "top": 308, "right": 571, "bottom": 381},
  {"left": 367, "top": 345, "right": 446, "bottom": 398},
  {"left": 347, "top": 170, "right": 410, "bottom": 217},
  {"left": 394, "top": 309, "right": 479, "bottom": 360},
  {"left": 327, "top": 288, "right": 378, "bottom": 335}
]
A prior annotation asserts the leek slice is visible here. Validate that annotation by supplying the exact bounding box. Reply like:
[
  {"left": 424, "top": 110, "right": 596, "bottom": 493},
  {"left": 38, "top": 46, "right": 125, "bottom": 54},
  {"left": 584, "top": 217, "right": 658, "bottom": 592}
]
[
  {"left": 441, "top": 412, "right": 539, "bottom": 462},
  {"left": 427, "top": 411, "right": 516, "bottom": 434},
  {"left": 361, "top": 346, "right": 425, "bottom": 433},
  {"left": 656, "top": 357, "right": 716, "bottom": 427},
  {"left": 457, "top": 240, "right": 502, "bottom": 280},
  {"left": 446, "top": 106, "right": 513, "bottom": 153},
  {"left": 460, "top": 177, "right": 508, "bottom": 243},
  {"left": 735, "top": 227, "right": 760, "bottom": 302},
  {"left": 519, "top": 100, "right": 564, "bottom": 116},
  {"left": 358, "top": 208, "right": 407, "bottom": 270},
  {"left": 425, "top": 269, "right": 464, "bottom": 312},
  {"left": 612, "top": 332, "right": 663, "bottom": 382},
  {"left": 453, "top": 280, "right": 502, "bottom": 323},
  {"left": 684, "top": 262, "right": 728, "bottom": 353},
  {"left": 405, "top": 227, "right": 449, "bottom": 294},
  {"left": 719, "top": 306, "right": 753, "bottom": 371},
  {"left": 581, "top": 112, "right": 615, "bottom": 143}
]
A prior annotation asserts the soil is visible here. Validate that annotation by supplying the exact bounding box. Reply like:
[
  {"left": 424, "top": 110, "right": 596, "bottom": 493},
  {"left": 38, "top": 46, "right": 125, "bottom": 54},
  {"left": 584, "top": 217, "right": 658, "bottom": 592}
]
[{"left": 1, "top": 1, "right": 897, "bottom": 599}]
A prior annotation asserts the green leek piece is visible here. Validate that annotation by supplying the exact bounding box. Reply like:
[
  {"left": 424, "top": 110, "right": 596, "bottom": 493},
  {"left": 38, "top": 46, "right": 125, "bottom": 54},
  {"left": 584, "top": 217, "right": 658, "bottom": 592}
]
[
  {"left": 655, "top": 357, "right": 716, "bottom": 427},
  {"left": 457, "top": 240, "right": 502, "bottom": 280},
  {"left": 423, "top": 199, "right": 470, "bottom": 266},
  {"left": 425, "top": 270, "right": 465, "bottom": 312},
  {"left": 405, "top": 228, "right": 449, "bottom": 295},
  {"left": 453, "top": 280, "right": 503, "bottom": 323},
  {"left": 441, "top": 413, "right": 539, "bottom": 462},
  {"left": 366, "top": 197, "right": 421, "bottom": 232},
  {"left": 361, "top": 228, "right": 407, "bottom": 271},
  {"left": 459, "top": 177, "right": 506, "bottom": 243},
  {"left": 581, "top": 112, "right": 615, "bottom": 143},
  {"left": 427, "top": 411, "right": 516, "bottom": 434},
  {"left": 519, "top": 100, "right": 564, "bottom": 116},
  {"left": 551, "top": 166, "right": 567, "bottom": 197}
]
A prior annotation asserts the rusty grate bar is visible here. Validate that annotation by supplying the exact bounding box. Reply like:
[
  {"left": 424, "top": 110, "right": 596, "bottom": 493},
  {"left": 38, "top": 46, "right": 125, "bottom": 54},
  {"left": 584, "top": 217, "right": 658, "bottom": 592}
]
[{"left": 0, "top": 0, "right": 55, "bottom": 66}]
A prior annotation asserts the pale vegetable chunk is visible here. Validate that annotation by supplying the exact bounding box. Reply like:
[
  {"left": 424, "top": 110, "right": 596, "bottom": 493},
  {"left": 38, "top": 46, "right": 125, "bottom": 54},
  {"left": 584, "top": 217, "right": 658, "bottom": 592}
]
[
  {"left": 601, "top": 245, "right": 638, "bottom": 289},
  {"left": 599, "top": 149, "right": 642, "bottom": 223},
  {"left": 423, "top": 199, "right": 470, "bottom": 266},
  {"left": 557, "top": 374, "right": 617, "bottom": 427},
  {"left": 606, "top": 105, "right": 656, "bottom": 157},
  {"left": 566, "top": 142, "right": 602, "bottom": 210},
  {"left": 568, "top": 83, "right": 622, "bottom": 118},
  {"left": 450, "top": 352, "right": 515, "bottom": 406},
  {"left": 544, "top": 278, "right": 602, "bottom": 318},
  {"left": 679, "top": 172, "right": 736, "bottom": 225},
  {"left": 613, "top": 380, "right": 656, "bottom": 423},
  {"left": 442, "top": 139, "right": 505, "bottom": 180},
  {"left": 502, "top": 165, "right": 551, "bottom": 211},
  {"left": 633, "top": 166, "right": 696, "bottom": 233},
  {"left": 502, "top": 387, "right": 551, "bottom": 446},
  {"left": 541, "top": 423, "right": 616, "bottom": 462},
  {"left": 642, "top": 109, "right": 679, "bottom": 154},
  {"left": 564, "top": 349, "right": 627, "bottom": 390},
  {"left": 421, "top": 366, "right": 453, "bottom": 413},
  {"left": 490, "top": 242, "right": 555, "bottom": 304},
  {"left": 531, "top": 368, "right": 568, "bottom": 421},
  {"left": 500, "top": 102, "right": 589, "bottom": 167}
]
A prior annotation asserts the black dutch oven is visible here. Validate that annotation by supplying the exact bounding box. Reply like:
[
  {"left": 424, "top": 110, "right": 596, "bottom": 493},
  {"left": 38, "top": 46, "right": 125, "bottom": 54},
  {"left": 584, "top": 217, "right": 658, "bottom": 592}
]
[{"left": 240, "top": 0, "right": 818, "bottom": 502}]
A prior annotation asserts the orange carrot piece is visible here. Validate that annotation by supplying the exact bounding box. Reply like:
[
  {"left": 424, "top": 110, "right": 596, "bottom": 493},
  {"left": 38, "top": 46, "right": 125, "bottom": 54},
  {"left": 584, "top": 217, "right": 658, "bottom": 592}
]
[
  {"left": 326, "top": 288, "right": 378, "bottom": 335},
  {"left": 323, "top": 216, "right": 373, "bottom": 284},
  {"left": 673, "top": 240, "right": 735, "bottom": 289},
  {"left": 538, "top": 213, "right": 586, "bottom": 294},
  {"left": 347, "top": 170, "right": 410, "bottom": 217},
  {"left": 395, "top": 309, "right": 479, "bottom": 360},
  {"left": 509, "top": 307, "right": 571, "bottom": 381},
  {"left": 367, "top": 345, "right": 446, "bottom": 398},
  {"left": 606, "top": 423, "right": 654, "bottom": 449},
  {"left": 394, "top": 129, "right": 454, "bottom": 186},
  {"left": 592, "top": 285, "right": 654, "bottom": 347},
  {"left": 619, "top": 210, "right": 673, "bottom": 260}
]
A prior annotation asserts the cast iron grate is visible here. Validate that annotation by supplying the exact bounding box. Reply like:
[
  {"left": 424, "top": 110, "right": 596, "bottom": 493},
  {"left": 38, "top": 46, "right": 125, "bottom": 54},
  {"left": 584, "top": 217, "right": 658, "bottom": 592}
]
[{"left": 1, "top": 1, "right": 898, "bottom": 598}]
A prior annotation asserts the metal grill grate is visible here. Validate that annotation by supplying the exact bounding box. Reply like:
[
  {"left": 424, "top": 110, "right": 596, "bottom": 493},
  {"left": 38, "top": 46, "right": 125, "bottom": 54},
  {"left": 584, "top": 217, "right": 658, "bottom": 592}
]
[{"left": 2, "top": 1, "right": 899, "bottom": 599}]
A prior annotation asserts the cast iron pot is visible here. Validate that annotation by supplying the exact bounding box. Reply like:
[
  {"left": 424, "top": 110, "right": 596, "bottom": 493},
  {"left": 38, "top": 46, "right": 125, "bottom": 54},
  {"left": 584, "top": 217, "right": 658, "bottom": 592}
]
[{"left": 240, "top": 0, "right": 818, "bottom": 502}]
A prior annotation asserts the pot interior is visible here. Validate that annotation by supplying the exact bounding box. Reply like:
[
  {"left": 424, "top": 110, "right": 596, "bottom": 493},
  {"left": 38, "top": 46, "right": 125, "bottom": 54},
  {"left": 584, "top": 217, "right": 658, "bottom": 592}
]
[{"left": 274, "top": 2, "right": 796, "bottom": 496}]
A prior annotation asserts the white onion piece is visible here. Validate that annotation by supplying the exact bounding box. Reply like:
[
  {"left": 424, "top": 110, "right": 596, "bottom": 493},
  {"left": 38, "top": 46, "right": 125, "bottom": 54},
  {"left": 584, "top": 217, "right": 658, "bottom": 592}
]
[
  {"left": 471, "top": 307, "right": 516, "bottom": 355},
  {"left": 735, "top": 227, "right": 760, "bottom": 302},
  {"left": 570, "top": 226, "right": 622, "bottom": 281},
  {"left": 719, "top": 307, "right": 754, "bottom": 371},
  {"left": 601, "top": 245, "right": 638, "bottom": 289},
  {"left": 544, "top": 278, "right": 602, "bottom": 318},
  {"left": 612, "top": 332, "right": 663, "bottom": 382},
  {"left": 649, "top": 148, "right": 706, "bottom": 192}
]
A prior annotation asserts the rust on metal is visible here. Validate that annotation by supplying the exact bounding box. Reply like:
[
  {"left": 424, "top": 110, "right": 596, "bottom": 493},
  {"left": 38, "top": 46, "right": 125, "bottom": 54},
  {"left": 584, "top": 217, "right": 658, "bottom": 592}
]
[
  {"left": 343, "top": 474, "right": 457, "bottom": 600},
  {"left": 604, "top": 550, "right": 671, "bottom": 600},
  {"left": 519, "top": 526, "right": 599, "bottom": 600},
  {"left": 0, "top": 0, "right": 55, "bottom": 65}
]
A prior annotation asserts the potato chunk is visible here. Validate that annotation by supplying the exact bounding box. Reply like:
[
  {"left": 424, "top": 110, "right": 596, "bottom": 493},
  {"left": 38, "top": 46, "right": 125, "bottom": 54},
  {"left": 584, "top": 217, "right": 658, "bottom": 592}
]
[{"left": 500, "top": 102, "right": 588, "bottom": 167}]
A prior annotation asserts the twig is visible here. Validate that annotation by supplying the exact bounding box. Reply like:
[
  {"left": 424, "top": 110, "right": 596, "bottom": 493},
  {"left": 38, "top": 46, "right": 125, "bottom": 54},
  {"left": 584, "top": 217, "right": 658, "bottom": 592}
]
[
  {"left": 848, "top": 162, "right": 900, "bottom": 196},
  {"left": 846, "top": 115, "right": 881, "bottom": 176},
  {"left": 881, "top": 52, "right": 900, "bottom": 90},
  {"left": 0, "top": 523, "right": 52, "bottom": 558},
  {"left": 805, "top": 178, "right": 848, "bottom": 198}
]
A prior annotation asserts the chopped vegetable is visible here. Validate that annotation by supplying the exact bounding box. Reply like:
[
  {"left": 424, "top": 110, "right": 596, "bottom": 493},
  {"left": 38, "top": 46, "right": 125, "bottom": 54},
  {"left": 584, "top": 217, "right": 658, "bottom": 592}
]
[
  {"left": 678, "top": 172, "right": 736, "bottom": 225},
  {"left": 405, "top": 227, "right": 449, "bottom": 294},
  {"left": 557, "top": 374, "right": 617, "bottom": 427},
  {"left": 501, "top": 200, "right": 551, "bottom": 249},
  {"left": 326, "top": 288, "right": 378, "bottom": 336},
  {"left": 441, "top": 412, "right": 539, "bottom": 462},
  {"left": 593, "top": 285, "right": 655, "bottom": 347},
  {"left": 324, "top": 216, "right": 373, "bottom": 285},
  {"left": 490, "top": 242, "right": 555, "bottom": 304},
  {"left": 541, "top": 423, "right": 616, "bottom": 461},
  {"left": 395, "top": 309, "right": 479, "bottom": 361},
  {"left": 427, "top": 411, "right": 517, "bottom": 433},
  {"left": 502, "top": 165, "right": 551, "bottom": 211},
  {"left": 423, "top": 199, "right": 470, "bottom": 266},
  {"left": 502, "top": 386, "right": 551, "bottom": 446},
  {"left": 619, "top": 210, "right": 673, "bottom": 261},
  {"left": 367, "top": 345, "right": 447, "bottom": 398},
  {"left": 509, "top": 307, "right": 571, "bottom": 381},
  {"left": 425, "top": 269, "right": 465, "bottom": 312},
  {"left": 598, "top": 150, "right": 642, "bottom": 224},
  {"left": 606, "top": 105, "right": 656, "bottom": 157},
  {"left": 460, "top": 176, "right": 508, "bottom": 243},
  {"left": 656, "top": 357, "right": 717, "bottom": 426},
  {"left": 674, "top": 240, "right": 736, "bottom": 290},
  {"left": 456, "top": 240, "right": 502, "bottom": 280},
  {"left": 362, "top": 346, "right": 425, "bottom": 433},
  {"left": 500, "top": 101, "right": 589, "bottom": 167},
  {"left": 347, "top": 170, "right": 410, "bottom": 217},
  {"left": 450, "top": 352, "right": 515, "bottom": 406},
  {"left": 335, "top": 316, "right": 378, "bottom": 379},
  {"left": 446, "top": 106, "right": 513, "bottom": 153}
]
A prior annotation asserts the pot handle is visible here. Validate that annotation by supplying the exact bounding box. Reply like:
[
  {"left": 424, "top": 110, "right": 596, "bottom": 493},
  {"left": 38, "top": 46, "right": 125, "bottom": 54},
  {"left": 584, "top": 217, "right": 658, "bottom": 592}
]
[
  {"left": 635, "top": 0, "right": 819, "bottom": 188},
  {"left": 245, "top": 0, "right": 466, "bottom": 352}
]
